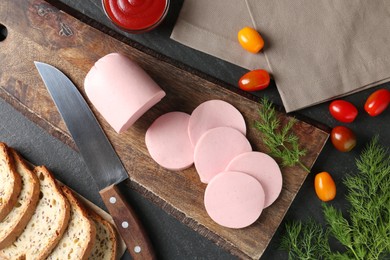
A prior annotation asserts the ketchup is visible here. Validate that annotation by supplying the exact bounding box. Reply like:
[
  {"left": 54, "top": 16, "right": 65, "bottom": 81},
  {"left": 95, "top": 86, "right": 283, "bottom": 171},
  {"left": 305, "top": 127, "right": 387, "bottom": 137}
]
[{"left": 103, "top": 0, "right": 169, "bottom": 33}]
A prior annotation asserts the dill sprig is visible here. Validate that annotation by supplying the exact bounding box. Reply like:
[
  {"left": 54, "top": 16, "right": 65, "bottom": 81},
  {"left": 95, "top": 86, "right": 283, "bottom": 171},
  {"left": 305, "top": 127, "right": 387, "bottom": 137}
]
[
  {"left": 254, "top": 98, "right": 309, "bottom": 172},
  {"left": 324, "top": 135, "right": 390, "bottom": 260},
  {"left": 280, "top": 136, "right": 390, "bottom": 259},
  {"left": 280, "top": 220, "right": 331, "bottom": 260}
]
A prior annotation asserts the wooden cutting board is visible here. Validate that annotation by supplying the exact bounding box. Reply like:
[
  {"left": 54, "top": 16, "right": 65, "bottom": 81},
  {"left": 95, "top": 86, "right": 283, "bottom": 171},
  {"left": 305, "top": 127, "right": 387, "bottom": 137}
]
[{"left": 0, "top": 0, "right": 329, "bottom": 259}]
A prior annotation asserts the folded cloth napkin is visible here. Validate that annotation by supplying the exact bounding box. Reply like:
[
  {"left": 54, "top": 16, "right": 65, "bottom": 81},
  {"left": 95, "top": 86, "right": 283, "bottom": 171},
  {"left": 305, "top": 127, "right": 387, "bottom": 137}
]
[{"left": 171, "top": 0, "right": 390, "bottom": 112}]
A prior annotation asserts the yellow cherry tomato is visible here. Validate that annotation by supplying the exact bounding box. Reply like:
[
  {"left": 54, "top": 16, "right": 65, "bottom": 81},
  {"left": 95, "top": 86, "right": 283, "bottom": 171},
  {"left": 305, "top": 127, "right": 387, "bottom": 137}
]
[
  {"left": 314, "top": 172, "right": 336, "bottom": 202},
  {"left": 237, "top": 27, "right": 264, "bottom": 53}
]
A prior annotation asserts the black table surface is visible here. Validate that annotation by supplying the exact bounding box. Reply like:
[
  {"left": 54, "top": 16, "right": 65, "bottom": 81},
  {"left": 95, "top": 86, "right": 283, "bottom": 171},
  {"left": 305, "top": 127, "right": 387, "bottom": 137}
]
[{"left": 1, "top": 1, "right": 389, "bottom": 259}]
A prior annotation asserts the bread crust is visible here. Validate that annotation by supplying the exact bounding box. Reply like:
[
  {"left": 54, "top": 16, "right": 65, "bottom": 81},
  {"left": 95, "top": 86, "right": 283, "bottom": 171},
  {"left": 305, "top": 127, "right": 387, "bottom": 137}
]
[
  {"left": 0, "top": 145, "right": 118, "bottom": 259},
  {"left": 88, "top": 207, "right": 118, "bottom": 260},
  {"left": 33, "top": 166, "right": 71, "bottom": 260},
  {"left": 0, "top": 143, "right": 22, "bottom": 221},
  {"left": 0, "top": 149, "right": 40, "bottom": 249},
  {"left": 0, "top": 166, "right": 70, "bottom": 260},
  {"left": 47, "top": 185, "right": 97, "bottom": 260}
]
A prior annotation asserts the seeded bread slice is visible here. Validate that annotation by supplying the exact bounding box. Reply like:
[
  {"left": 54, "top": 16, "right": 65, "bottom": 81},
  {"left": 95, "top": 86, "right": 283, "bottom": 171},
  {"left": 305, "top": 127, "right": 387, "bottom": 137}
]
[
  {"left": 0, "top": 166, "right": 70, "bottom": 260},
  {"left": 0, "top": 143, "right": 22, "bottom": 221},
  {"left": 47, "top": 185, "right": 96, "bottom": 260},
  {"left": 88, "top": 208, "right": 118, "bottom": 260},
  {"left": 0, "top": 149, "right": 40, "bottom": 249}
]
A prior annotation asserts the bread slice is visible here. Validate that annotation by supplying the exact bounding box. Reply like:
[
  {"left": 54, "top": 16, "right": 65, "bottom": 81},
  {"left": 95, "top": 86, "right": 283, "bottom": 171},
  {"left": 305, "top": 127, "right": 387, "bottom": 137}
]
[
  {"left": 47, "top": 185, "right": 96, "bottom": 260},
  {"left": 0, "top": 143, "right": 22, "bottom": 221},
  {"left": 88, "top": 208, "right": 118, "bottom": 260},
  {"left": 0, "top": 166, "right": 70, "bottom": 260},
  {"left": 0, "top": 149, "right": 40, "bottom": 249}
]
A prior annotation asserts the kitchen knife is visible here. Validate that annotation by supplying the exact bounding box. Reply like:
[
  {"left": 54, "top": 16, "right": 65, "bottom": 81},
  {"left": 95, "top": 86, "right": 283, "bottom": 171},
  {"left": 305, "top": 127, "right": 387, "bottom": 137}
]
[{"left": 34, "top": 61, "right": 155, "bottom": 260}]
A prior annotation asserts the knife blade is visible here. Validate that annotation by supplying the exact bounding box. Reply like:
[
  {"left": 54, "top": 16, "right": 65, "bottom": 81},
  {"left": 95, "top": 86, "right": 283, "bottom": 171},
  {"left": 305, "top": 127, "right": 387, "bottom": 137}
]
[{"left": 34, "top": 61, "right": 155, "bottom": 260}]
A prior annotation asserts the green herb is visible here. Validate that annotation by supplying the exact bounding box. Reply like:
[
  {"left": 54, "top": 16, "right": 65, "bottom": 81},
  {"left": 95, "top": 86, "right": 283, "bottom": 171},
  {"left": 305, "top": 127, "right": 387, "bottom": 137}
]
[
  {"left": 254, "top": 98, "right": 309, "bottom": 172},
  {"left": 280, "top": 136, "right": 390, "bottom": 259},
  {"left": 280, "top": 219, "right": 331, "bottom": 260}
]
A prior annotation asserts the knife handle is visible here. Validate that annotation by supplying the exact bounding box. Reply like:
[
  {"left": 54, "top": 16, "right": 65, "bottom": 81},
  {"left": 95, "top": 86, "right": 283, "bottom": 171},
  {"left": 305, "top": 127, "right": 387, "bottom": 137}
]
[{"left": 100, "top": 184, "right": 155, "bottom": 260}]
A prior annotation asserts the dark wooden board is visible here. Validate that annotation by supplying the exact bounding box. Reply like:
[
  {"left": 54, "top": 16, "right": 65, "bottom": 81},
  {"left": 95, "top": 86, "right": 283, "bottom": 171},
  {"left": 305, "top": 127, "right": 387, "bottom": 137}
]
[{"left": 0, "top": 0, "right": 329, "bottom": 259}]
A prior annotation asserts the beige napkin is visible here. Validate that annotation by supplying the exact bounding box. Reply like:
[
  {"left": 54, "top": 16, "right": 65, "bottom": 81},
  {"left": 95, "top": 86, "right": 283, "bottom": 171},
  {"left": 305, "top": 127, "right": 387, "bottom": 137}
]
[{"left": 171, "top": 0, "right": 390, "bottom": 112}]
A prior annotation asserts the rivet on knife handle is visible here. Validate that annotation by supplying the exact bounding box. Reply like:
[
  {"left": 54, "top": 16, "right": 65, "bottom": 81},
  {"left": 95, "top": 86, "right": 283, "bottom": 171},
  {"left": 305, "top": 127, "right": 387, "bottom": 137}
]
[{"left": 100, "top": 184, "right": 155, "bottom": 260}]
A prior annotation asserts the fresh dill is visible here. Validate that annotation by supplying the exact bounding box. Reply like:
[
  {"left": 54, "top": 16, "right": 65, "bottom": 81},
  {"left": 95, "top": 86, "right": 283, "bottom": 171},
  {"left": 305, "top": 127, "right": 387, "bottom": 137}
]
[
  {"left": 280, "top": 220, "right": 331, "bottom": 260},
  {"left": 280, "top": 136, "right": 390, "bottom": 259},
  {"left": 254, "top": 98, "right": 309, "bottom": 172}
]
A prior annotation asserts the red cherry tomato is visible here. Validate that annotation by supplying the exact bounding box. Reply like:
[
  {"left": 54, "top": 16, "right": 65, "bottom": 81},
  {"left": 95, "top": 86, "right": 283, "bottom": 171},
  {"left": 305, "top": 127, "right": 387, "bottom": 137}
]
[
  {"left": 238, "top": 69, "right": 270, "bottom": 91},
  {"left": 329, "top": 100, "right": 358, "bottom": 123},
  {"left": 364, "top": 89, "right": 390, "bottom": 117},
  {"left": 237, "top": 27, "right": 264, "bottom": 53},
  {"left": 331, "top": 126, "right": 356, "bottom": 152},
  {"left": 314, "top": 172, "right": 336, "bottom": 202}
]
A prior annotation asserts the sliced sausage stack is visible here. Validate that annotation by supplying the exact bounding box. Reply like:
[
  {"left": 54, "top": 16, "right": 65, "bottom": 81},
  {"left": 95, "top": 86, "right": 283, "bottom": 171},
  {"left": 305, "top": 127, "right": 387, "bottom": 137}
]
[{"left": 145, "top": 100, "right": 283, "bottom": 228}]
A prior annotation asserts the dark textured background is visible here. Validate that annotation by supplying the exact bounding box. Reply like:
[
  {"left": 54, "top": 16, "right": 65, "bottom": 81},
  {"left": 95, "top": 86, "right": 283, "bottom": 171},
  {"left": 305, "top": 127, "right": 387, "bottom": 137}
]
[{"left": 0, "top": 1, "right": 389, "bottom": 259}]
